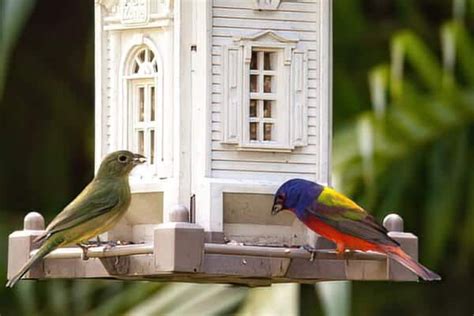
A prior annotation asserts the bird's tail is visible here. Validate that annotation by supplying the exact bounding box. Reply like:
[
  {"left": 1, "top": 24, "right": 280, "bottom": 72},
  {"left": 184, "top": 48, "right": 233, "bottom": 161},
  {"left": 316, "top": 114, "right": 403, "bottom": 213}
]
[
  {"left": 382, "top": 245, "right": 441, "bottom": 281},
  {"left": 6, "top": 237, "right": 61, "bottom": 288}
]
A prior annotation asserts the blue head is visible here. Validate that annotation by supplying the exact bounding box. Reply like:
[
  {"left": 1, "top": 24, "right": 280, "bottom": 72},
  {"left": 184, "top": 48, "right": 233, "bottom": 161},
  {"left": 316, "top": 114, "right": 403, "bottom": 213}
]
[{"left": 271, "top": 179, "right": 324, "bottom": 219}]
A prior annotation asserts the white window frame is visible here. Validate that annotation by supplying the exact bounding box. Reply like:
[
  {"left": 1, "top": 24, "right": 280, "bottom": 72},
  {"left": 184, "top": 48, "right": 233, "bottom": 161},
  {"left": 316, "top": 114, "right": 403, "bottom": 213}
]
[
  {"left": 244, "top": 47, "right": 285, "bottom": 148},
  {"left": 222, "top": 31, "right": 307, "bottom": 152},
  {"left": 130, "top": 80, "right": 156, "bottom": 165},
  {"left": 242, "top": 42, "right": 292, "bottom": 151},
  {"left": 121, "top": 44, "right": 164, "bottom": 180}
]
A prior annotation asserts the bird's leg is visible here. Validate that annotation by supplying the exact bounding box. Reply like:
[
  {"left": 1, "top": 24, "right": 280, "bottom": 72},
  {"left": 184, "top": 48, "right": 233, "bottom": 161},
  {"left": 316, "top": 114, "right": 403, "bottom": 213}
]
[
  {"left": 77, "top": 243, "right": 92, "bottom": 260},
  {"left": 302, "top": 244, "right": 317, "bottom": 262},
  {"left": 103, "top": 240, "right": 120, "bottom": 251},
  {"left": 336, "top": 243, "right": 346, "bottom": 259}
]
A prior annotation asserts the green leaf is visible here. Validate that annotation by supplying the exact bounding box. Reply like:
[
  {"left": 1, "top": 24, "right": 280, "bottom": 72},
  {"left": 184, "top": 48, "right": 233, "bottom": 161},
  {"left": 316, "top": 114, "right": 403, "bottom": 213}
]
[
  {"left": 423, "top": 131, "right": 467, "bottom": 265},
  {"left": 391, "top": 31, "right": 444, "bottom": 96}
]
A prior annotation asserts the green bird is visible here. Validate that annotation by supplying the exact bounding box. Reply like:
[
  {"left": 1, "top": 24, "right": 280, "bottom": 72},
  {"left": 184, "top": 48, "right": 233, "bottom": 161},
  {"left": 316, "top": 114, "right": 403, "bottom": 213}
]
[{"left": 6, "top": 150, "right": 146, "bottom": 288}]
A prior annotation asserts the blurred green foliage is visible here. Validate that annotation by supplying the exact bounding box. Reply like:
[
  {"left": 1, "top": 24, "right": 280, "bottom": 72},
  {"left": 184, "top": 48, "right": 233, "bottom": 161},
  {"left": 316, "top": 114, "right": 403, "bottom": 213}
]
[{"left": 0, "top": 0, "right": 473, "bottom": 315}]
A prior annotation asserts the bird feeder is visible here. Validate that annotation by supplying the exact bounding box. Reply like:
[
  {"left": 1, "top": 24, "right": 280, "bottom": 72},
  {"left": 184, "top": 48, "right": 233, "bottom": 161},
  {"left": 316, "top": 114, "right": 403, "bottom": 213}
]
[{"left": 7, "top": 0, "right": 426, "bottom": 285}]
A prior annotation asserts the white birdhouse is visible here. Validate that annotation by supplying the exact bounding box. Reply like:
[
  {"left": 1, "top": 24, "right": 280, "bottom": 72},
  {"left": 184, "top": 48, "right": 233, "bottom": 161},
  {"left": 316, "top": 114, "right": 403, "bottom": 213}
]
[{"left": 94, "top": 0, "right": 332, "bottom": 247}]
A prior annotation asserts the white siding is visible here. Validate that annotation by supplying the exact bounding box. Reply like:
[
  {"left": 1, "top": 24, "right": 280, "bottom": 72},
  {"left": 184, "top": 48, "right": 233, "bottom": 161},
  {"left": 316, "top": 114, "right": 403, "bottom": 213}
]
[
  {"left": 105, "top": 32, "right": 112, "bottom": 152},
  {"left": 211, "top": 0, "right": 320, "bottom": 180}
]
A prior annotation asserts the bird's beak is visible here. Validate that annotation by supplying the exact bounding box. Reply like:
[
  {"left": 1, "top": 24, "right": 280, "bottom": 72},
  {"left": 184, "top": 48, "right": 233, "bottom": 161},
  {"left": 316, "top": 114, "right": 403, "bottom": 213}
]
[
  {"left": 133, "top": 153, "right": 147, "bottom": 164},
  {"left": 271, "top": 204, "right": 283, "bottom": 215}
]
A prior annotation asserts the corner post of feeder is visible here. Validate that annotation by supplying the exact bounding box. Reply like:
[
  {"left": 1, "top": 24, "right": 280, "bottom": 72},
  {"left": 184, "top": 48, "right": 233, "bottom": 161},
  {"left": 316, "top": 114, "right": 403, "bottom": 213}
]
[
  {"left": 7, "top": 211, "right": 46, "bottom": 280},
  {"left": 154, "top": 205, "right": 205, "bottom": 273},
  {"left": 383, "top": 213, "right": 418, "bottom": 281}
]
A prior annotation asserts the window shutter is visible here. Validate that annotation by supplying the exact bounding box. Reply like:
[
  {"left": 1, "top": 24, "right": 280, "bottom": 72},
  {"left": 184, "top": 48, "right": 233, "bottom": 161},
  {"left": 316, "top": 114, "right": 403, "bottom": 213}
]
[
  {"left": 291, "top": 51, "right": 307, "bottom": 147},
  {"left": 223, "top": 46, "right": 242, "bottom": 144}
]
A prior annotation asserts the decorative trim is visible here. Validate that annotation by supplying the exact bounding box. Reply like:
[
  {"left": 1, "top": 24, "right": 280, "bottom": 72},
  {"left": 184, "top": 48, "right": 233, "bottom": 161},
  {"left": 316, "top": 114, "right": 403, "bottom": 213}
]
[
  {"left": 233, "top": 30, "right": 297, "bottom": 44},
  {"left": 96, "top": 0, "right": 118, "bottom": 11},
  {"left": 234, "top": 31, "right": 297, "bottom": 67},
  {"left": 291, "top": 51, "right": 308, "bottom": 147},
  {"left": 121, "top": 0, "right": 150, "bottom": 25},
  {"left": 104, "top": 18, "right": 172, "bottom": 31},
  {"left": 222, "top": 46, "right": 242, "bottom": 144},
  {"left": 253, "top": 0, "right": 281, "bottom": 11},
  {"left": 100, "top": 0, "right": 174, "bottom": 30}
]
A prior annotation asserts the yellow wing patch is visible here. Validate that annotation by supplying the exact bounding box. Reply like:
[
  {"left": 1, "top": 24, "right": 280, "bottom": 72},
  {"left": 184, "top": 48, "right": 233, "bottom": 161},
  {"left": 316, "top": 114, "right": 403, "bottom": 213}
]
[{"left": 318, "top": 187, "right": 366, "bottom": 215}]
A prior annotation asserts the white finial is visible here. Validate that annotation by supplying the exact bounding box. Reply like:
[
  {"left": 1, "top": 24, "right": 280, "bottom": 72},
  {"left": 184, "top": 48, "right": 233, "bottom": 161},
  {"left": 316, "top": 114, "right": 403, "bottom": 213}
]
[
  {"left": 169, "top": 205, "right": 190, "bottom": 223},
  {"left": 24, "top": 211, "right": 45, "bottom": 230},
  {"left": 383, "top": 213, "right": 404, "bottom": 232}
]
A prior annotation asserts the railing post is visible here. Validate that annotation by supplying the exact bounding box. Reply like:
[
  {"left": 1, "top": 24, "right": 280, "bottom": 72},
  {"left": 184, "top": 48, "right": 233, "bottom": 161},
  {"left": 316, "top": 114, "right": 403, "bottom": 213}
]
[
  {"left": 154, "top": 205, "right": 205, "bottom": 272},
  {"left": 384, "top": 213, "right": 419, "bottom": 281},
  {"left": 7, "top": 212, "right": 46, "bottom": 281}
]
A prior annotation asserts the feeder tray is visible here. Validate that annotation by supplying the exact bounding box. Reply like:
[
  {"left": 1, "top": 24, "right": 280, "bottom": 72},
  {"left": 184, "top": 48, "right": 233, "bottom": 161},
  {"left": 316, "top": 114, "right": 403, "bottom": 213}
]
[{"left": 7, "top": 210, "right": 420, "bottom": 286}]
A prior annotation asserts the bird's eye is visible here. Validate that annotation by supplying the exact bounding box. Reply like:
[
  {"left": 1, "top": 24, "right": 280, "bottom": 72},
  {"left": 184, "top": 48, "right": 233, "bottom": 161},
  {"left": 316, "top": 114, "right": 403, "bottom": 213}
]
[{"left": 118, "top": 155, "right": 128, "bottom": 163}]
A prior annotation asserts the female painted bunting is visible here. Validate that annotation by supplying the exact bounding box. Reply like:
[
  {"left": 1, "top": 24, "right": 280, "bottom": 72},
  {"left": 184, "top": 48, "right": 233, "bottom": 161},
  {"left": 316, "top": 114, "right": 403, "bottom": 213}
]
[
  {"left": 6, "top": 150, "right": 146, "bottom": 288},
  {"left": 271, "top": 179, "right": 441, "bottom": 281}
]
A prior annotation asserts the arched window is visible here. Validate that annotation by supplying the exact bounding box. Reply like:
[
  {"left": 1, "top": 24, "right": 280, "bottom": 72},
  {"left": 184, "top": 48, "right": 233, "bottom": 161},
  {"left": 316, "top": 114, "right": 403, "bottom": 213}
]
[
  {"left": 131, "top": 47, "right": 158, "bottom": 75},
  {"left": 127, "top": 47, "right": 158, "bottom": 166}
]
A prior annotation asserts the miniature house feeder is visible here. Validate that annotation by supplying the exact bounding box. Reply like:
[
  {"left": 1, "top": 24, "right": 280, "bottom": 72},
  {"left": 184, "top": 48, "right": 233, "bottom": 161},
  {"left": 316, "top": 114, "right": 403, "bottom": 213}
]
[{"left": 8, "top": 0, "right": 424, "bottom": 285}]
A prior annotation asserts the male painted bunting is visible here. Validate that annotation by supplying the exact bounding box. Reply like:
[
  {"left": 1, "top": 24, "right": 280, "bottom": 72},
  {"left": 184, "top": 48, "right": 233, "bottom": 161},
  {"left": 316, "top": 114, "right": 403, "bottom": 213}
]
[
  {"left": 271, "top": 179, "right": 441, "bottom": 281},
  {"left": 6, "top": 150, "right": 146, "bottom": 288}
]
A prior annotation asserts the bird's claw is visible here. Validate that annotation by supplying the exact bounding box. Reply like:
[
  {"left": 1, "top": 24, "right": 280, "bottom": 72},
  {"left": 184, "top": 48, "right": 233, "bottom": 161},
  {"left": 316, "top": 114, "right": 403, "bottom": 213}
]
[
  {"left": 336, "top": 244, "right": 347, "bottom": 259},
  {"left": 103, "top": 240, "right": 118, "bottom": 250},
  {"left": 102, "top": 240, "right": 132, "bottom": 251},
  {"left": 302, "top": 244, "right": 317, "bottom": 262},
  {"left": 78, "top": 240, "right": 133, "bottom": 259},
  {"left": 77, "top": 243, "right": 92, "bottom": 260}
]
